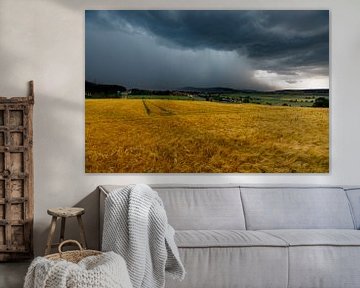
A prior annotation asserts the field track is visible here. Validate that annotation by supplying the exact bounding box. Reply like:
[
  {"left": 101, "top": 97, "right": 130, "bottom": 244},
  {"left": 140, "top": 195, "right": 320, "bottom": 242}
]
[{"left": 85, "top": 99, "right": 329, "bottom": 173}]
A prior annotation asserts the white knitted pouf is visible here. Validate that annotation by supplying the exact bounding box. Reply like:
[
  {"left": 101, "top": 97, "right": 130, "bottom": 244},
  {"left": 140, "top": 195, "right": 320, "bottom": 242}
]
[{"left": 24, "top": 251, "right": 133, "bottom": 288}]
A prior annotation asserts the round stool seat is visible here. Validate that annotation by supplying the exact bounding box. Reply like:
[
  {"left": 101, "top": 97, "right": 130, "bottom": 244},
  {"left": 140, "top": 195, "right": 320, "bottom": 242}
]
[
  {"left": 45, "top": 207, "right": 87, "bottom": 255},
  {"left": 47, "top": 207, "right": 85, "bottom": 218}
]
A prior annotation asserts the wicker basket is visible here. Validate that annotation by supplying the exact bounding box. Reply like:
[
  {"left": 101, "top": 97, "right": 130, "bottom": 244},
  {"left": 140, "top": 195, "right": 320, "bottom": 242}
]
[{"left": 45, "top": 240, "right": 102, "bottom": 263}]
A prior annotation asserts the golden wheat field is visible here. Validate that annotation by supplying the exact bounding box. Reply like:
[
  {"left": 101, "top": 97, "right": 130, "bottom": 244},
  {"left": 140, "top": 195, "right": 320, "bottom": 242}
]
[{"left": 85, "top": 99, "right": 329, "bottom": 173}]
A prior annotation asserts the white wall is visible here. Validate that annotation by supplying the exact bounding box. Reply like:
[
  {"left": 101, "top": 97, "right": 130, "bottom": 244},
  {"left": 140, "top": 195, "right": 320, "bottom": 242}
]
[{"left": 0, "top": 0, "right": 359, "bottom": 256}]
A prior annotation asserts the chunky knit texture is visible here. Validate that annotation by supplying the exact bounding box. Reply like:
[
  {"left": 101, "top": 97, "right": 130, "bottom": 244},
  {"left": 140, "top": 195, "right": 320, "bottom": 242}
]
[
  {"left": 23, "top": 251, "right": 133, "bottom": 288},
  {"left": 102, "top": 184, "right": 185, "bottom": 288}
]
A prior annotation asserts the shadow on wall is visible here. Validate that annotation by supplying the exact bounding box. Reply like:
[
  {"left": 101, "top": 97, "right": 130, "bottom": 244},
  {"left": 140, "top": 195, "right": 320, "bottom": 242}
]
[
  {"left": 38, "top": 188, "right": 100, "bottom": 256},
  {"left": 0, "top": 0, "right": 116, "bottom": 257},
  {"left": 0, "top": 44, "right": 31, "bottom": 96},
  {"left": 73, "top": 187, "right": 100, "bottom": 249},
  {"left": 33, "top": 92, "right": 89, "bottom": 256}
]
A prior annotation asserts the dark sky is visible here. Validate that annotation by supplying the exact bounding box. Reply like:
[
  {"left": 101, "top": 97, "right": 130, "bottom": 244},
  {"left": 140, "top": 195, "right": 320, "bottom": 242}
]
[{"left": 85, "top": 10, "right": 329, "bottom": 90}]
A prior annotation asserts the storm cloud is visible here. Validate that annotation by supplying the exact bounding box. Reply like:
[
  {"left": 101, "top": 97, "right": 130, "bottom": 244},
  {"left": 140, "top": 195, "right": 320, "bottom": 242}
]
[{"left": 86, "top": 10, "right": 329, "bottom": 90}]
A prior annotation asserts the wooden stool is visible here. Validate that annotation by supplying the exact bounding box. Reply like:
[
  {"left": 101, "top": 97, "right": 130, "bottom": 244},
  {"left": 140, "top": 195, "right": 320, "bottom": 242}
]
[{"left": 45, "top": 207, "right": 87, "bottom": 255}]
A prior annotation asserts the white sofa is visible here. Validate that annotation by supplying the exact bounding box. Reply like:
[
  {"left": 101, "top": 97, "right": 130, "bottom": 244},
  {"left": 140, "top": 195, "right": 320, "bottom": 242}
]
[{"left": 99, "top": 185, "right": 360, "bottom": 288}]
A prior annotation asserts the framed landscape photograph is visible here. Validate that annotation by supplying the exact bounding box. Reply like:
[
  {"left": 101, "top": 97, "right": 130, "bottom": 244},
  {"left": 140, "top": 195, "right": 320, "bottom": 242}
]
[{"left": 85, "top": 10, "right": 329, "bottom": 173}]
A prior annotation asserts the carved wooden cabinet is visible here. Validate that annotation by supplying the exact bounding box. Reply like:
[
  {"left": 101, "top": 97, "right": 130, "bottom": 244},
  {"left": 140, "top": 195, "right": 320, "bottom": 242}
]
[{"left": 0, "top": 81, "right": 34, "bottom": 261}]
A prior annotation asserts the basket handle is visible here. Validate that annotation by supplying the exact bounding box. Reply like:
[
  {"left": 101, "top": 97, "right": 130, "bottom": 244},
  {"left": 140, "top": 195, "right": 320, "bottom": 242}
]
[{"left": 58, "top": 240, "right": 83, "bottom": 255}]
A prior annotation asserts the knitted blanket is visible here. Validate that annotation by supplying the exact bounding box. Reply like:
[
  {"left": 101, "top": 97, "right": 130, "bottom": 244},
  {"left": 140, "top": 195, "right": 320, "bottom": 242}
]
[
  {"left": 24, "top": 251, "right": 132, "bottom": 288},
  {"left": 102, "top": 184, "right": 185, "bottom": 288}
]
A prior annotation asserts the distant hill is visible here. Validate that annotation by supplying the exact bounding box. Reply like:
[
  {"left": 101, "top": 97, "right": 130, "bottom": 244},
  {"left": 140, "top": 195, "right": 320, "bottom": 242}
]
[
  {"left": 85, "top": 81, "right": 329, "bottom": 98},
  {"left": 179, "top": 87, "right": 329, "bottom": 96},
  {"left": 273, "top": 89, "right": 329, "bottom": 96},
  {"left": 85, "top": 81, "right": 126, "bottom": 96}
]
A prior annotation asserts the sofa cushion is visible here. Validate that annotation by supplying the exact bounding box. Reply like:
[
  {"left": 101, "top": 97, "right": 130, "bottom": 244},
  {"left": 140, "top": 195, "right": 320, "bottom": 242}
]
[
  {"left": 165, "top": 246, "right": 288, "bottom": 288},
  {"left": 154, "top": 186, "right": 246, "bottom": 230},
  {"left": 260, "top": 230, "right": 360, "bottom": 288},
  {"left": 287, "top": 246, "right": 360, "bottom": 288},
  {"left": 241, "top": 187, "right": 355, "bottom": 230},
  {"left": 175, "top": 230, "right": 287, "bottom": 248},
  {"left": 100, "top": 185, "right": 246, "bottom": 230},
  {"left": 262, "top": 229, "right": 360, "bottom": 246}
]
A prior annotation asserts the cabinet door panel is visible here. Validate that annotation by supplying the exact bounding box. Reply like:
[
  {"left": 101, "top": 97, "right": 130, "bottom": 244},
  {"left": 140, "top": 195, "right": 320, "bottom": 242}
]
[{"left": 0, "top": 91, "right": 33, "bottom": 261}]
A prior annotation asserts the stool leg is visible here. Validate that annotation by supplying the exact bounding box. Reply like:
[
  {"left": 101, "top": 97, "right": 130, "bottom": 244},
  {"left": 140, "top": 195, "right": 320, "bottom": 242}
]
[
  {"left": 45, "top": 216, "right": 57, "bottom": 255},
  {"left": 60, "top": 217, "right": 66, "bottom": 243},
  {"left": 77, "top": 215, "right": 87, "bottom": 249}
]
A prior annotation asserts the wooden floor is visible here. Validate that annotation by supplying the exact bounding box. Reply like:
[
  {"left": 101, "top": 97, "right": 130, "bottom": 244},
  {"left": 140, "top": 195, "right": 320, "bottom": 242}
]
[{"left": 0, "top": 261, "right": 30, "bottom": 288}]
